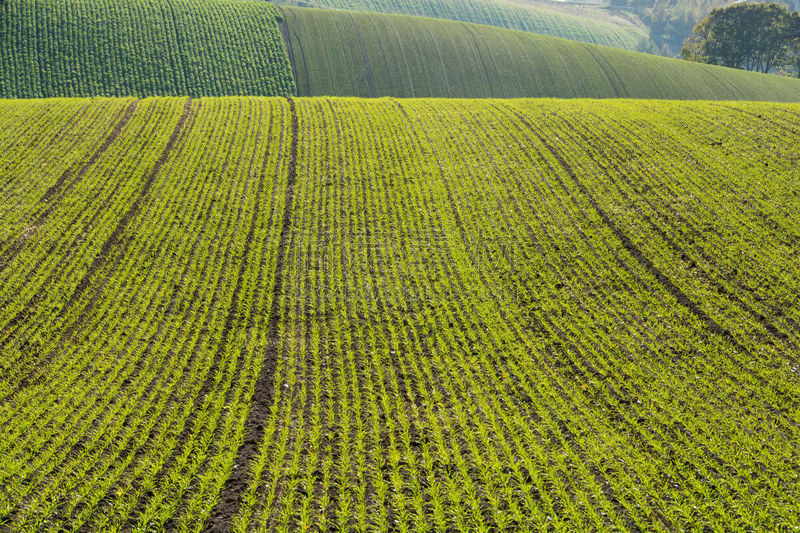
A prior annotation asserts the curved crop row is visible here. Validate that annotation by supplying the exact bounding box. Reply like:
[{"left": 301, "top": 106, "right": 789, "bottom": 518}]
[
  {"left": 1, "top": 97, "right": 799, "bottom": 530},
  {"left": 273, "top": 0, "right": 649, "bottom": 50},
  {"left": 0, "top": 97, "right": 291, "bottom": 530},
  {"left": 281, "top": 7, "right": 800, "bottom": 101},
  {"left": 227, "top": 97, "right": 800, "bottom": 531}
]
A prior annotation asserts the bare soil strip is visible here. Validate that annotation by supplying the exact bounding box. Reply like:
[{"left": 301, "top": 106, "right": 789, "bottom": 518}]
[
  {"left": 66, "top": 102, "right": 260, "bottom": 528},
  {"left": 156, "top": 100, "right": 276, "bottom": 529},
  {"left": 206, "top": 97, "right": 299, "bottom": 531}
]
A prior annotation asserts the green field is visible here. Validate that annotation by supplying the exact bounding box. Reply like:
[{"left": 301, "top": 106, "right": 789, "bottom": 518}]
[
  {"left": 1, "top": 96, "right": 799, "bottom": 531},
  {"left": 274, "top": 0, "right": 650, "bottom": 50},
  {"left": 0, "top": 0, "right": 295, "bottom": 98},
  {"left": 3, "top": 0, "right": 799, "bottom": 101},
  {"left": 283, "top": 7, "right": 800, "bottom": 99}
]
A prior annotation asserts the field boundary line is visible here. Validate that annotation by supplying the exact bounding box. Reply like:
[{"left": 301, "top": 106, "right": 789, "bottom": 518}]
[
  {"left": 207, "top": 96, "right": 299, "bottom": 531},
  {"left": 276, "top": 7, "right": 299, "bottom": 93}
]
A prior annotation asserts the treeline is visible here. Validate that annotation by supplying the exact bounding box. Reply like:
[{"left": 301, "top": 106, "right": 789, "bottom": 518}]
[
  {"left": 609, "top": 0, "right": 731, "bottom": 56},
  {"left": 611, "top": 0, "right": 799, "bottom": 57},
  {"left": 681, "top": 2, "right": 800, "bottom": 76}
]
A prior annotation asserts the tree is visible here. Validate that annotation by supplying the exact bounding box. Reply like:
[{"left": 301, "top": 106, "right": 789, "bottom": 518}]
[
  {"left": 680, "top": 2, "right": 800, "bottom": 74},
  {"left": 680, "top": 17, "right": 710, "bottom": 63},
  {"left": 791, "top": 12, "right": 800, "bottom": 76}
]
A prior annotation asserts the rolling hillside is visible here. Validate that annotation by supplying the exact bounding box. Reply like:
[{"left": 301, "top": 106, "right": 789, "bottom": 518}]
[
  {"left": 282, "top": 7, "right": 800, "bottom": 100},
  {"left": 273, "top": 0, "right": 650, "bottom": 50},
  {"left": 0, "top": 0, "right": 295, "bottom": 98},
  {"left": 2, "top": 0, "right": 799, "bottom": 101},
  {"left": 1, "top": 96, "right": 800, "bottom": 531}
]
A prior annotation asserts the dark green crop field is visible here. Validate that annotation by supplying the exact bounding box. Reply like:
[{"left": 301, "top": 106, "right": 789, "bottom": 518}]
[
  {"left": 274, "top": 0, "right": 650, "bottom": 50},
  {"left": 282, "top": 7, "right": 800, "bottom": 100},
  {"left": 1, "top": 97, "right": 799, "bottom": 531},
  {"left": 0, "top": 0, "right": 295, "bottom": 98}
]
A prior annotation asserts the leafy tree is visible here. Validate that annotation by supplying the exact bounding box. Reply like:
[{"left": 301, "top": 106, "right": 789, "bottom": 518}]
[
  {"left": 791, "top": 13, "right": 800, "bottom": 75},
  {"left": 681, "top": 2, "right": 800, "bottom": 74},
  {"left": 679, "top": 16, "right": 710, "bottom": 62}
]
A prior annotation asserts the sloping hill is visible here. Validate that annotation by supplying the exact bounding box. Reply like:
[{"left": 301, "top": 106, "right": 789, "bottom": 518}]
[
  {"left": 0, "top": 0, "right": 295, "bottom": 98},
  {"left": 282, "top": 7, "right": 800, "bottom": 100},
  {"left": 274, "top": 0, "right": 650, "bottom": 50},
  {"left": 2, "top": 96, "right": 800, "bottom": 531},
  {"left": 3, "top": 0, "right": 798, "bottom": 101}
]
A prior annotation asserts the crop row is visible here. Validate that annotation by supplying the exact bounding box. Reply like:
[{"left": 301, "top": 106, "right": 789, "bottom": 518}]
[
  {"left": 518, "top": 99, "right": 800, "bottom": 372},
  {"left": 1, "top": 97, "right": 799, "bottom": 531},
  {"left": 230, "top": 98, "right": 800, "bottom": 530},
  {"left": 225, "top": 98, "right": 800, "bottom": 530},
  {"left": 0, "top": 99, "right": 128, "bottom": 250},
  {"left": 0, "top": 97, "right": 290, "bottom": 530}
]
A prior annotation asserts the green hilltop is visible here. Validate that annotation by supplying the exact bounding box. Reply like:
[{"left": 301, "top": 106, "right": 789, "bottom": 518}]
[
  {"left": 283, "top": 7, "right": 800, "bottom": 100},
  {"left": 274, "top": 0, "right": 650, "bottom": 50}
]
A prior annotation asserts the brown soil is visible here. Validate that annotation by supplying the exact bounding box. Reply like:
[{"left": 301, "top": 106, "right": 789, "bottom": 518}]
[{"left": 204, "top": 96, "right": 299, "bottom": 531}]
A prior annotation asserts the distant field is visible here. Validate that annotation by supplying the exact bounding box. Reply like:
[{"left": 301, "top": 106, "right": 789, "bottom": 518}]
[
  {"left": 3, "top": 0, "right": 799, "bottom": 101},
  {"left": 0, "top": 0, "right": 295, "bottom": 97},
  {"left": 274, "top": 0, "right": 650, "bottom": 49},
  {"left": 282, "top": 7, "right": 800, "bottom": 100},
  {"left": 1, "top": 97, "right": 800, "bottom": 531}
]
